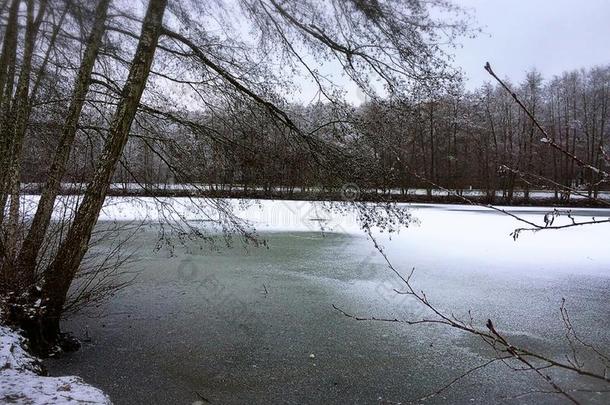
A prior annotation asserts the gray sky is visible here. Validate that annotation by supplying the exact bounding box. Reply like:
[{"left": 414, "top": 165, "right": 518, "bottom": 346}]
[
  {"left": 169, "top": 0, "right": 610, "bottom": 107},
  {"left": 455, "top": 0, "right": 610, "bottom": 89},
  {"left": 296, "top": 0, "right": 610, "bottom": 105}
]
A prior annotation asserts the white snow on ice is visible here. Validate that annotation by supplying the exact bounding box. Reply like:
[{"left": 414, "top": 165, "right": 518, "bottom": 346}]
[
  {"left": 0, "top": 324, "right": 111, "bottom": 404},
  {"left": 14, "top": 194, "right": 610, "bottom": 277}
]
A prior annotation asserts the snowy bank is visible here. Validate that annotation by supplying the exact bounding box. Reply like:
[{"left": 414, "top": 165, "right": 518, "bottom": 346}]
[{"left": 0, "top": 324, "right": 111, "bottom": 404}]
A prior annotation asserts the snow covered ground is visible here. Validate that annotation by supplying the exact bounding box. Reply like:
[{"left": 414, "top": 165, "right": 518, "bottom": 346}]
[
  {"left": 0, "top": 324, "right": 111, "bottom": 404},
  {"left": 17, "top": 193, "right": 610, "bottom": 226},
  {"left": 12, "top": 195, "right": 610, "bottom": 274},
  {"left": 13, "top": 195, "right": 610, "bottom": 269}
]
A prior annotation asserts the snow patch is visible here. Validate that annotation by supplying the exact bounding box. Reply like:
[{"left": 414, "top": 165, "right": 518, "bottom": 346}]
[{"left": 0, "top": 324, "right": 111, "bottom": 404}]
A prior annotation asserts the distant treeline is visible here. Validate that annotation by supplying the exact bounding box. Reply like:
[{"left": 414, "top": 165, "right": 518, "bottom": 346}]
[
  {"left": 23, "top": 65, "right": 609, "bottom": 205},
  {"left": 20, "top": 182, "right": 610, "bottom": 207}
]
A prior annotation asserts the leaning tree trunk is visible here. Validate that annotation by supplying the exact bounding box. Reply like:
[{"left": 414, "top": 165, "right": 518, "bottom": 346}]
[
  {"left": 16, "top": 0, "right": 111, "bottom": 285},
  {"left": 34, "top": 0, "right": 167, "bottom": 351},
  {"left": 0, "top": 0, "right": 20, "bottom": 224},
  {"left": 0, "top": 0, "right": 19, "bottom": 107},
  {"left": 2, "top": 0, "right": 47, "bottom": 270}
]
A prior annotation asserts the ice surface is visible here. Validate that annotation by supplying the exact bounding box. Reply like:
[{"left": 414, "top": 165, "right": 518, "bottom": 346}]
[{"left": 16, "top": 195, "right": 610, "bottom": 277}]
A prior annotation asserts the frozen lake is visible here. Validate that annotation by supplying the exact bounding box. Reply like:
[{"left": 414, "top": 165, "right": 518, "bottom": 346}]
[{"left": 46, "top": 201, "right": 610, "bottom": 404}]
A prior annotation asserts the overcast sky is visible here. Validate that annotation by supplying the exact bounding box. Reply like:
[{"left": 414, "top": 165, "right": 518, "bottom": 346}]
[
  {"left": 455, "top": 0, "right": 610, "bottom": 89},
  {"left": 295, "top": 0, "right": 610, "bottom": 105}
]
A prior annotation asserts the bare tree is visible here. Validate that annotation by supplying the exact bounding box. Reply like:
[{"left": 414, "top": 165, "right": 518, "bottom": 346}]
[
  {"left": 36, "top": 0, "right": 168, "bottom": 347},
  {"left": 15, "top": 0, "right": 112, "bottom": 285}
]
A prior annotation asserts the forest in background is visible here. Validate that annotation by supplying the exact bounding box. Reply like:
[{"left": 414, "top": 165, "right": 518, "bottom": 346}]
[{"left": 22, "top": 64, "right": 610, "bottom": 204}]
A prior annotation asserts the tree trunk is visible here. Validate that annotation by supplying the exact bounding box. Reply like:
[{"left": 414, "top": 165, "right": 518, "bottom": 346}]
[
  {"left": 16, "top": 0, "right": 111, "bottom": 283},
  {"left": 38, "top": 0, "right": 167, "bottom": 350},
  {"left": 0, "top": 0, "right": 20, "bottom": 223},
  {"left": 2, "top": 0, "right": 47, "bottom": 268},
  {"left": 0, "top": 0, "right": 19, "bottom": 107}
]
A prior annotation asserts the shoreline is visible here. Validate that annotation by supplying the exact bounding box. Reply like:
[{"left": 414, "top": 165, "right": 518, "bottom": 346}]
[
  {"left": 0, "top": 322, "right": 111, "bottom": 404},
  {"left": 19, "top": 186, "right": 610, "bottom": 208}
]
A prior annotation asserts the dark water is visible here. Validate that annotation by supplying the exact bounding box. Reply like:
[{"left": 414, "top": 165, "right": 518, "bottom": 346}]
[{"left": 46, "top": 206, "right": 610, "bottom": 404}]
